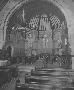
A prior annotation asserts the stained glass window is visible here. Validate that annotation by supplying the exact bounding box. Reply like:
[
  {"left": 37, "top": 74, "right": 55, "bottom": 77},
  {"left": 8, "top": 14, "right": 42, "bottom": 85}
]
[{"left": 29, "top": 15, "right": 39, "bottom": 30}]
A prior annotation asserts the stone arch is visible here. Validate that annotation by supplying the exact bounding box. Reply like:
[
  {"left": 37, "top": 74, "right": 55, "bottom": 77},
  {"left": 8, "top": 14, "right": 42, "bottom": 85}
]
[{"left": 1, "top": 0, "right": 74, "bottom": 68}]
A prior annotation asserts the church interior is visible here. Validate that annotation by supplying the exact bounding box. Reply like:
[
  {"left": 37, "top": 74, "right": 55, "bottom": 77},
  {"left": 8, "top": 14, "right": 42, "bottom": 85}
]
[{"left": 0, "top": 0, "right": 74, "bottom": 90}]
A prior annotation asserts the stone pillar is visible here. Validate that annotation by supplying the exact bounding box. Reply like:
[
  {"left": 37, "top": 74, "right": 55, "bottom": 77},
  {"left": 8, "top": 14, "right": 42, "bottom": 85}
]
[
  {"left": 70, "top": 32, "right": 74, "bottom": 69},
  {"left": 71, "top": 49, "right": 74, "bottom": 69},
  {"left": 72, "top": 57, "right": 74, "bottom": 69},
  {"left": 0, "top": 30, "right": 4, "bottom": 49}
]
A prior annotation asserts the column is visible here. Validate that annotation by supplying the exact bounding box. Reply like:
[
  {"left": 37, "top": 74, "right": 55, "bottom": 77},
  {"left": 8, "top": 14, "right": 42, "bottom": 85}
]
[
  {"left": 72, "top": 57, "right": 74, "bottom": 69},
  {"left": 0, "top": 30, "right": 4, "bottom": 49},
  {"left": 70, "top": 33, "right": 74, "bottom": 69}
]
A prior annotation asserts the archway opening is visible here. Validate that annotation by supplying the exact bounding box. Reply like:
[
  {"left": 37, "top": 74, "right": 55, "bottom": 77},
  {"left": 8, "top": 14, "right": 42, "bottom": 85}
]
[{"left": 5, "top": 0, "right": 71, "bottom": 68}]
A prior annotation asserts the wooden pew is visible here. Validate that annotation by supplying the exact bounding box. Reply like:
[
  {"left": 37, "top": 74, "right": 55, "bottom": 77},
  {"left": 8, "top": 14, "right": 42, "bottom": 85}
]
[
  {"left": 31, "top": 70, "right": 70, "bottom": 77},
  {"left": 25, "top": 73, "right": 72, "bottom": 86},
  {"left": 15, "top": 82, "right": 74, "bottom": 90}
]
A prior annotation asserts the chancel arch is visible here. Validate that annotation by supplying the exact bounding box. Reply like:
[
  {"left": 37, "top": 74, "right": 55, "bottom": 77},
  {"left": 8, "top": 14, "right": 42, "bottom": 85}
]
[{"left": 1, "top": 0, "right": 74, "bottom": 69}]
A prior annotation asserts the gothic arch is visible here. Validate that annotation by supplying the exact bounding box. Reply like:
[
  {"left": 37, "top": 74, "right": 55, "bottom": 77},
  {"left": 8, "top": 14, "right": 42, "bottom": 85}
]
[
  {"left": 1, "top": 0, "right": 74, "bottom": 68},
  {"left": 1, "top": 0, "right": 74, "bottom": 48}
]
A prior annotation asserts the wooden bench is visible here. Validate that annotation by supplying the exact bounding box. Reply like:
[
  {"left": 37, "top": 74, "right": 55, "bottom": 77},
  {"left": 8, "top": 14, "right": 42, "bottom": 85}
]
[{"left": 15, "top": 83, "right": 74, "bottom": 90}]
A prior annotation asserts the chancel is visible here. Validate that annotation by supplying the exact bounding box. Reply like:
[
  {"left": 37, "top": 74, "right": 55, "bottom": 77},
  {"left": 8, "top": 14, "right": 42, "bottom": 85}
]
[{"left": 0, "top": 0, "right": 74, "bottom": 90}]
